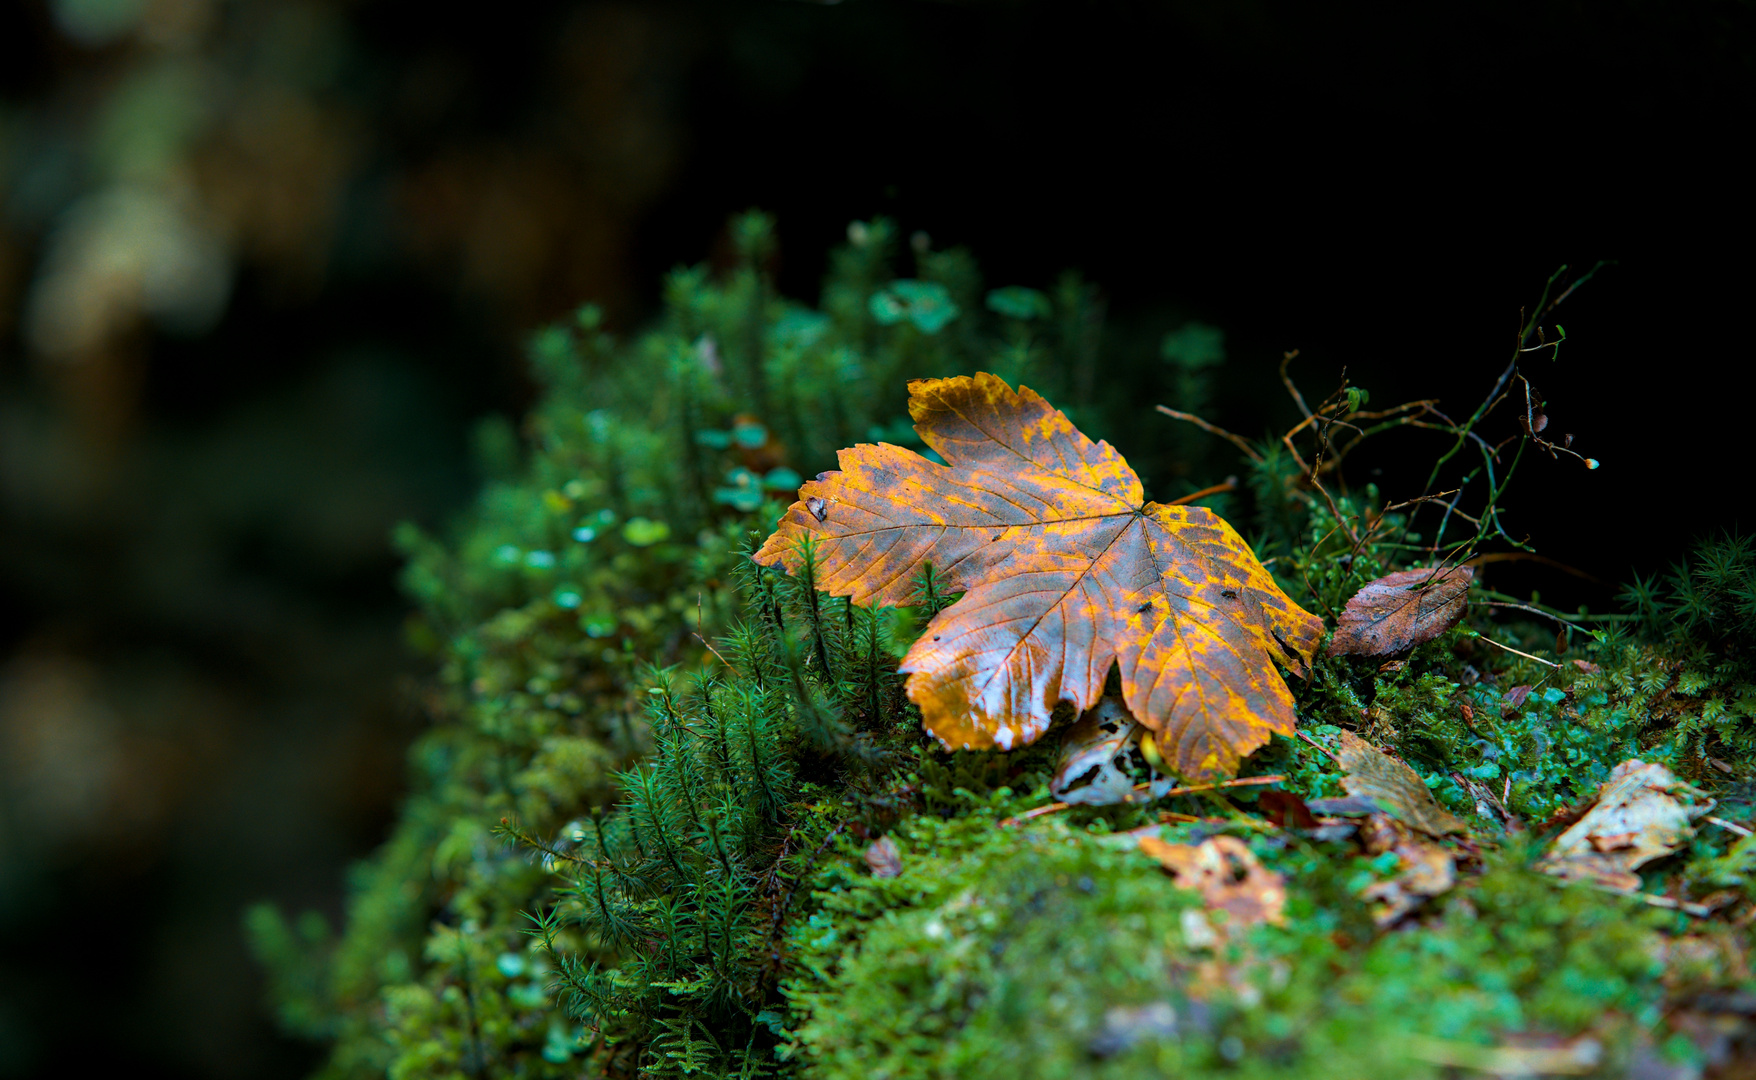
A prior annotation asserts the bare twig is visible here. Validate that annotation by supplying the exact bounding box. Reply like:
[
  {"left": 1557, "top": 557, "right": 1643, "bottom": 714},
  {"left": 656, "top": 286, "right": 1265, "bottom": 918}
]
[
  {"left": 1297, "top": 730, "right": 1337, "bottom": 760},
  {"left": 1462, "top": 552, "right": 1599, "bottom": 582},
  {"left": 1164, "top": 476, "right": 1238, "bottom": 507},
  {"left": 997, "top": 774, "right": 1286, "bottom": 827},
  {"left": 1279, "top": 350, "right": 1315, "bottom": 421},
  {"left": 1584, "top": 885, "right": 1714, "bottom": 918},
  {"left": 693, "top": 633, "right": 732, "bottom": 669},
  {"left": 1155, "top": 406, "right": 1263, "bottom": 464},
  {"left": 1708, "top": 816, "right": 1754, "bottom": 838},
  {"left": 1475, "top": 601, "right": 1582, "bottom": 629},
  {"left": 1470, "top": 631, "right": 1561, "bottom": 669}
]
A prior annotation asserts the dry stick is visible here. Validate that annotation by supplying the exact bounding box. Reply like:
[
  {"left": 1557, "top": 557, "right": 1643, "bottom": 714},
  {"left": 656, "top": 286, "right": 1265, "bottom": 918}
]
[
  {"left": 1345, "top": 488, "right": 1460, "bottom": 561},
  {"left": 1275, "top": 361, "right": 1362, "bottom": 547},
  {"left": 1411, "top": 264, "right": 1598, "bottom": 520},
  {"left": 1155, "top": 406, "right": 1263, "bottom": 463},
  {"left": 1518, "top": 373, "right": 1598, "bottom": 469},
  {"left": 693, "top": 632, "right": 733, "bottom": 669},
  {"left": 1279, "top": 408, "right": 1357, "bottom": 546},
  {"left": 1587, "top": 885, "right": 1714, "bottom": 919},
  {"left": 1708, "top": 816, "right": 1754, "bottom": 838},
  {"left": 1164, "top": 477, "right": 1238, "bottom": 507},
  {"left": 1280, "top": 350, "right": 1315, "bottom": 422},
  {"left": 1298, "top": 523, "right": 1349, "bottom": 621},
  {"left": 1463, "top": 551, "right": 1600, "bottom": 582},
  {"left": 1470, "top": 632, "right": 1561, "bottom": 669},
  {"left": 997, "top": 774, "right": 1286, "bottom": 827},
  {"left": 1297, "top": 730, "right": 1337, "bottom": 760},
  {"left": 1333, "top": 400, "right": 1443, "bottom": 460},
  {"left": 1475, "top": 601, "right": 1582, "bottom": 629},
  {"left": 693, "top": 591, "right": 734, "bottom": 668}
]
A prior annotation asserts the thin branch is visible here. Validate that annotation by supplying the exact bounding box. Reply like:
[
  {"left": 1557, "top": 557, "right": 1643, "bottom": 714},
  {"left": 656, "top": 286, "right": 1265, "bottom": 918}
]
[
  {"left": 693, "top": 633, "right": 732, "bottom": 669},
  {"left": 1475, "top": 601, "right": 1580, "bottom": 628},
  {"left": 1155, "top": 405, "right": 1264, "bottom": 463},
  {"left": 1164, "top": 476, "right": 1238, "bottom": 506},
  {"left": 997, "top": 774, "right": 1285, "bottom": 827},
  {"left": 1462, "top": 551, "right": 1600, "bottom": 582},
  {"left": 1586, "top": 885, "right": 1714, "bottom": 918},
  {"left": 1297, "top": 730, "right": 1337, "bottom": 760},
  {"left": 1279, "top": 350, "right": 1315, "bottom": 421},
  {"left": 1470, "top": 631, "right": 1561, "bottom": 669},
  {"left": 1708, "top": 816, "right": 1753, "bottom": 838}
]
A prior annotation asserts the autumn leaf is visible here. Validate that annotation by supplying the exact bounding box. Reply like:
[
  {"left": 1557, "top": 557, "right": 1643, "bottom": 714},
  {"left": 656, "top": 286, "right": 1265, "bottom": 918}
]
[
  {"left": 1336, "top": 730, "right": 1468, "bottom": 837},
  {"left": 1049, "top": 694, "right": 1141, "bottom": 806},
  {"left": 755, "top": 373, "right": 1324, "bottom": 779},
  {"left": 1258, "top": 789, "right": 1319, "bottom": 829},
  {"left": 1138, "top": 834, "right": 1287, "bottom": 929},
  {"left": 1538, "top": 759, "right": 1709, "bottom": 892},
  {"left": 863, "top": 835, "right": 902, "bottom": 879},
  {"left": 1326, "top": 566, "right": 1474, "bottom": 659}
]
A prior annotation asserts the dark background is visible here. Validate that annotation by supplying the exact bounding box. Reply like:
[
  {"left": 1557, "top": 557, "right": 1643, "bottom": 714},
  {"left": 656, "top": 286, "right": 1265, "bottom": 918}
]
[{"left": 1, "top": 1, "right": 1749, "bottom": 1076}]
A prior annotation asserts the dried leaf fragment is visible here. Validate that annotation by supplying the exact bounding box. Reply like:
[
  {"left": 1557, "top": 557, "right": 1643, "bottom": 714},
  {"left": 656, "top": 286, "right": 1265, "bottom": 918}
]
[
  {"left": 1538, "top": 759, "right": 1709, "bottom": 892},
  {"left": 1362, "top": 839, "right": 1456, "bottom": 926},
  {"left": 1326, "top": 566, "right": 1474, "bottom": 658},
  {"left": 1049, "top": 694, "right": 1140, "bottom": 806},
  {"left": 864, "top": 835, "right": 902, "bottom": 878},
  {"left": 757, "top": 373, "right": 1324, "bottom": 779},
  {"left": 1258, "top": 789, "right": 1319, "bottom": 829},
  {"left": 1138, "top": 834, "right": 1286, "bottom": 928},
  {"left": 1337, "top": 730, "right": 1468, "bottom": 837}
]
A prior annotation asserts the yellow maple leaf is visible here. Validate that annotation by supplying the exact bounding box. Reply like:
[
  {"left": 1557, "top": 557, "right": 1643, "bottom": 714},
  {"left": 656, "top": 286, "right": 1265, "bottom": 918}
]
[{"left": 756, "top": 372, "right": 1323, "bottom": 779}]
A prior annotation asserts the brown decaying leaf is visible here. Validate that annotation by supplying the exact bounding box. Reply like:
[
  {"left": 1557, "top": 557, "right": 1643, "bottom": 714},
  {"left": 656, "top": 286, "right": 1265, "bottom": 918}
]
[
  {"left": 1326, "top": 565, "right": 1475, "bottom": 659},
  {"left": 1502, "top": 684, "right": 1533, "bottom": 714},
  {"left": 1139, "top": 834, "right": 1287, "bottom": 928},
  {"left": 1363, "top": 837, "right": 1457, "bottom": 926},
  {"left": 1258, "top": 789, "right": 1319, "bottom": 829},
  {"left": 1049, "top": 694, "right": 1140, "bottom": 806},
  {"left": 756, "top": 373, "right": 1324, "bottom": 780},
  {"left": 1538, "top": 759, "right": 1709, "bottom": 892},
  {"left": 1336, "top": 730, "right": 1469, "bottom": 837},
  {"left": 863, "top": 835, "right": 902, "bottom": 879}
]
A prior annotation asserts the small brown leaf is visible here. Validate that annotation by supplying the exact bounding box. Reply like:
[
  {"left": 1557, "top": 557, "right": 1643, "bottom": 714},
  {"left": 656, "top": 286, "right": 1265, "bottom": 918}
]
[
  {"left": 1571, "top": 659, "right": 1600, "bottom": 674},
  {"left": 1326, "top": 566, "right": 1475, "bottom": 659},
  {"left": 864, "top": 835, "right": 902, "bottom": 878},
  {"left": 1336, "top": 730, "right": 1468, "bottom": 837},
  {"left": 1049, "top": 694, "right": 1140, "bottom": 806},
  {"left": 1138, "top": 834, "right": 1286, "bottom": 928},
  {"left": 1538, "top": 759, "right": 1708, "bottom": 892},
  {"left": 1258, "top": 789, "right": 1319, "bottom": 829},
  {"left": 1501, "top": 684, "right": 1533, "bottom": 714},
  {"left": 1362, "top": 840, "right": 1456, "bottom": 926}
]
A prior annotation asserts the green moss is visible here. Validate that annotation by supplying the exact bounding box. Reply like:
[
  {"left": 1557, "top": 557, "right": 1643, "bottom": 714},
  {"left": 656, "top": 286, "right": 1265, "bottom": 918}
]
[{"left": 784, "top": 827, "right": 1673, "bottom": 1080}]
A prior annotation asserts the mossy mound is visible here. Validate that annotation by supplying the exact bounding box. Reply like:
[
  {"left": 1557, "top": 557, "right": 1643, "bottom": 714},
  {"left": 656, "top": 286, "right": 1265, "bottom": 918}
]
[{"left": 250, "top": 217, "right": 1756, "bottom": 1079}]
